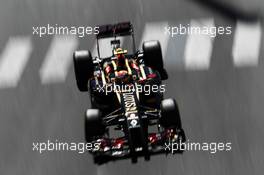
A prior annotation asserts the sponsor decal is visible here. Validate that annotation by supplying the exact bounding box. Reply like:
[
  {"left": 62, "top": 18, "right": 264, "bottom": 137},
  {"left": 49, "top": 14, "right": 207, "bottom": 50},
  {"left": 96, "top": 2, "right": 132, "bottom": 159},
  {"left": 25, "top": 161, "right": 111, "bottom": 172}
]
[{"left": 123, "top": 92, "right": 137, "bottom": 115}]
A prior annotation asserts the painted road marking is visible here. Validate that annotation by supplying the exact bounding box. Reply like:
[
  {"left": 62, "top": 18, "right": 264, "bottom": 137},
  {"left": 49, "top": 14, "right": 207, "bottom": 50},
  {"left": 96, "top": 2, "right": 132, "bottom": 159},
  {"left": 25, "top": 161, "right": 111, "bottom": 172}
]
[
  {"left": 39, "top": 35, "right": 78, "bottom": 84},
  {"left": 0, "top": 20, "right": 262, "bottom": 89},
  {"left": 165, "top": 21, "right": 188, "bottom": 69},
  {"left": 0, "top": 36, "right": 32, "bottom": 88},
  {"left": 139, "top": 22, "right": 170, "bottom": 57},
  {"left": 232, "top": 21, "right": 262, "bottom": 67},
  {"left": 184, "top": 18, "right": 215, "bottom": 70}
]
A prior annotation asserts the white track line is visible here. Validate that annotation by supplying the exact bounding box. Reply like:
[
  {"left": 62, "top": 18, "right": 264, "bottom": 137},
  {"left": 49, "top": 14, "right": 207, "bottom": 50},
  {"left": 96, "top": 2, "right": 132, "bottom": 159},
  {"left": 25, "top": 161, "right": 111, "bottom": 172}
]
[
  {"left": 232, "top": 21, "right": 262, "bottom": 67},
  {"left": 165, "top": 21, "right": 188, "bottom": 69},
  {"left": 0, "top": 36, "right": 32, "bottom": 88},
  {"left": 184, "top": 18, "right": 215, "bottom": 70},
  {"left": 139, "top": 22, "right": 170, "bottom": 57},
  {"left": 39, "top": 35, "right": 78, "bottom": 84}
]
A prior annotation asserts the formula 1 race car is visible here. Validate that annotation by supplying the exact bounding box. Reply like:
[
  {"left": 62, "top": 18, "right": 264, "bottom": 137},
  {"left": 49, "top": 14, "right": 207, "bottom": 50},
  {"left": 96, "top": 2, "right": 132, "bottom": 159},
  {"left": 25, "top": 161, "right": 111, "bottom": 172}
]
[{"left": 73, "top": 22, "right": 186, "bottom": 164}]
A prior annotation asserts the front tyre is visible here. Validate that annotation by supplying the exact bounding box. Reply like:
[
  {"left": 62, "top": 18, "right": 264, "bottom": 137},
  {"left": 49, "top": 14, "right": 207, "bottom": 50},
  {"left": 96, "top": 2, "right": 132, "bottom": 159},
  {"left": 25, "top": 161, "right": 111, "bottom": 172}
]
[
  {"left": 73, "top": 50, "right": 94, "bottom": 92},
  {"left": 160, "top": 98, "right": 182, "bottom": 129},
  {"left": 85, "top": 109, "right": 105, "bottom": 142}
]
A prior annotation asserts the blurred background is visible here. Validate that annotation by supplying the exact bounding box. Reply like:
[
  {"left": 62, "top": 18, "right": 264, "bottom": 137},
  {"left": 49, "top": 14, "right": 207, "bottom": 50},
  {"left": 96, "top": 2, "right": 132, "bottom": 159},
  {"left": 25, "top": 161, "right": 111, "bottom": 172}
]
[{"left": 0, "top": 0, "right": 263, "bottom": 174}]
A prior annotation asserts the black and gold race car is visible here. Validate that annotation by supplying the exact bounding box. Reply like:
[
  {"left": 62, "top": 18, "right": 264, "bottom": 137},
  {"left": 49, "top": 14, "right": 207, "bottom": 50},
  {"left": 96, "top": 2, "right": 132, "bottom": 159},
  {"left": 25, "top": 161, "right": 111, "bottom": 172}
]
[{"left": 73, "top": 22, "right": 185, "bottom": 164}]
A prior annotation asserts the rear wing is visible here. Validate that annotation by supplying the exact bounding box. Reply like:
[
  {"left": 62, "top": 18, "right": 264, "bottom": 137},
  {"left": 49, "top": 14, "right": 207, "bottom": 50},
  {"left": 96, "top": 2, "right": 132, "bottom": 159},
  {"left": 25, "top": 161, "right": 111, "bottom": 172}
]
[{"left": 96, "top": 22, "right": 133, "bottom": 39}]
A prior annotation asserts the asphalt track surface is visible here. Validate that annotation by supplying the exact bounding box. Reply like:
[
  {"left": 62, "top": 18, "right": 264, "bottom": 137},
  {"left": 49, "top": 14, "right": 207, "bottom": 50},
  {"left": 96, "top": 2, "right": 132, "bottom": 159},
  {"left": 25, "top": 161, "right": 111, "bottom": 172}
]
[{"left": 0, "top": 0, "right": 263, "bottom": 175}]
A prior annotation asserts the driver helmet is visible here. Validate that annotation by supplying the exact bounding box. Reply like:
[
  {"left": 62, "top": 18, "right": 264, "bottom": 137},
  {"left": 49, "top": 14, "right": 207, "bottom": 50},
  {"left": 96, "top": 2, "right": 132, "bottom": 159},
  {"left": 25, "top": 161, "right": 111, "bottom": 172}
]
[
  {"left": 114, "top": 48, "right": 127, "bottom": 57},
  {"left": 114, "top": 47, "right": 128, "bottom": 69}
]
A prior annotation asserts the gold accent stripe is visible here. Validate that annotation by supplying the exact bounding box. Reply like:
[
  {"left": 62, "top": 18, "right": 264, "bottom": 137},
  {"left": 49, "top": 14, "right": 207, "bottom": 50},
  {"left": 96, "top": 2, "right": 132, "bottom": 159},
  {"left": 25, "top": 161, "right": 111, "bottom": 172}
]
[
  {"left": 140, "top": 65, "right": 147, "bottom": 79},
  {"left": 112, "top": 60, "right": 117, "bottom": 71},
  {"left": 125, "top": 59, "right": 132, "bottom": 75}
]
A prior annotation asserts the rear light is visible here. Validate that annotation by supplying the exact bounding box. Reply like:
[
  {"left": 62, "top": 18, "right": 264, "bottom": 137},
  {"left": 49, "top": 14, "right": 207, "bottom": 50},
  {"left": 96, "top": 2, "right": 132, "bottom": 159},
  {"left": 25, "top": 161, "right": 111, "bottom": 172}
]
[
  {"left": 113, "top": 138, "right": 125, "bottom": 149},
  {"left": 149, "top": 133, "right": 158, "bottom": 144}
]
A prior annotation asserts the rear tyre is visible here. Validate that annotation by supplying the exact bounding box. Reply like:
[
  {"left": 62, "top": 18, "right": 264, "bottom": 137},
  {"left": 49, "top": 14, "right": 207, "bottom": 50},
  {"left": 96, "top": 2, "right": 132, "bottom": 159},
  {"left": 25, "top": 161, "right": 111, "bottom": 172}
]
[
  {"left": 142, "top": 40, "right": 168, "bottom": 80},
  {"left": 73, "top": 50, "right": 94, "bottom": 92},
  {"left": 85, "top": 109, "right": 105, "bottom": 142},
  {"left": 160, "top": 98, "right": 182, "bottom": 129}
]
